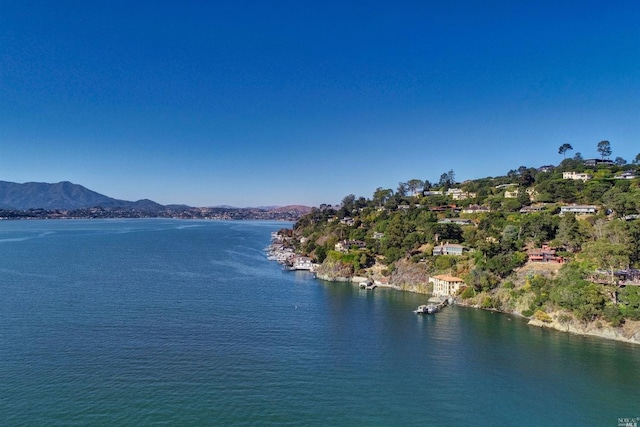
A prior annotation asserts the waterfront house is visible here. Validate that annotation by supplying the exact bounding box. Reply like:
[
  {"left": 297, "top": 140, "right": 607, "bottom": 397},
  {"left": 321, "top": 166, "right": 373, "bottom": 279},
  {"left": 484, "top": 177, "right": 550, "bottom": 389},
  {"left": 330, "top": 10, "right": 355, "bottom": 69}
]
[
  {"left": 429, "top": 274, "right": 466, "bottom": 297},
  {"left": 560, "top": 205, "right": 597, "bottom": 215},
  {"left": 291, "top": 256, "right": 315, "bottom": 271},
  {"left": 432, "top": 242, "right": 464, "bottom": 256}
]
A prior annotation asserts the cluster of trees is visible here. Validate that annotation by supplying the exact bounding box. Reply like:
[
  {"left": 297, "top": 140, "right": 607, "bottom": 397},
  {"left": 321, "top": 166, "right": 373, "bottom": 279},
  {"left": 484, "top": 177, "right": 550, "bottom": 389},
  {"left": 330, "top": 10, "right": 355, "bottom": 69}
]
[{"left": 291, "top": 150, "right": 640, "bottom": 326}]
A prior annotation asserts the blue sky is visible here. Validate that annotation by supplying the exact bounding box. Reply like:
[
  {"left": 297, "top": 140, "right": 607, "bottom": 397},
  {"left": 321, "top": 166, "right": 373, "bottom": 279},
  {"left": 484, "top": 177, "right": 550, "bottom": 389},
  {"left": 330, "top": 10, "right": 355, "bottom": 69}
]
[{"left": 1, "top": 1, "right": 638, "bottom": 207}]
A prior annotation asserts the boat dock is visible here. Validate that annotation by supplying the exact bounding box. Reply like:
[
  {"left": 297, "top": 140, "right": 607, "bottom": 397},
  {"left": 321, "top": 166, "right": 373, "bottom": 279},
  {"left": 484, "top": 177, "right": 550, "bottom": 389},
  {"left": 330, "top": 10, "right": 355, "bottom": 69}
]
[{"left": 413, "top": 296, "right": 450, "bottom": 314}]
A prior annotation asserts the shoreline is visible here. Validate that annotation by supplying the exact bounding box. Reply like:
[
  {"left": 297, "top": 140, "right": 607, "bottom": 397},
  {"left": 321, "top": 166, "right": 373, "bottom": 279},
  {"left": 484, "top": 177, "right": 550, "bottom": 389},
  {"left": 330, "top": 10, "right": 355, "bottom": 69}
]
[
  {"left": 316, "top": 274, "right": 640, "bottom": 346},
  {"left": 268, "top": 234, "right": 640, "bottom": 347}
]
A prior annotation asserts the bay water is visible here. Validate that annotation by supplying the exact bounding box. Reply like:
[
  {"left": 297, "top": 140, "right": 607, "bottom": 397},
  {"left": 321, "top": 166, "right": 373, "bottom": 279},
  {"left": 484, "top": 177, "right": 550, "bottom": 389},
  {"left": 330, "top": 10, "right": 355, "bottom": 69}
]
[{"left": 0, "top": 219, "right": 638, "bottom": 426}]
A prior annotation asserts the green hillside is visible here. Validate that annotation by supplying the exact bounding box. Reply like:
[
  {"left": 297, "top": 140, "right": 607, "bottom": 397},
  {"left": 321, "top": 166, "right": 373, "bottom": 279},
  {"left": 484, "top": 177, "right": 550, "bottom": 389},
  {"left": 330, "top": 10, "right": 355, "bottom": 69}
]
[{"left": 284, "top": 154, "right": 640, "bottom": 327}]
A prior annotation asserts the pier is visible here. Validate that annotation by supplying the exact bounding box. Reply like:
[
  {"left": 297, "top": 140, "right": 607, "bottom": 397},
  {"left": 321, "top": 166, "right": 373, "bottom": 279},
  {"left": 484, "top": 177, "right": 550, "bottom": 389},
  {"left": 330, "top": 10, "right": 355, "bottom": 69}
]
[{"left": 414, "top": 296, "right": 450, "bottom": 314}]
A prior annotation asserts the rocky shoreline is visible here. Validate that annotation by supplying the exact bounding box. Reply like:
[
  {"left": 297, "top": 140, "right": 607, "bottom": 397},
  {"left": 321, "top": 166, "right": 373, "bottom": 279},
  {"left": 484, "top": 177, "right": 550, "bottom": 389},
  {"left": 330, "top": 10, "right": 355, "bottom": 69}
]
[
  {"left": 269, "top": 232, "right": 640, "bottom": 346},
  {"left": 527, "top": 316, "right": 640, "bottom": 345}
]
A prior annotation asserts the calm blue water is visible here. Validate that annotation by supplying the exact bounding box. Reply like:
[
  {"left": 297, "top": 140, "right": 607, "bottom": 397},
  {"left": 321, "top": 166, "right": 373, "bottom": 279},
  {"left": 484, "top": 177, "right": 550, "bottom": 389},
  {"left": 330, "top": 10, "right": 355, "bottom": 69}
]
[{"left": 0, "top": 219, "right": 638, "bottom": 426}]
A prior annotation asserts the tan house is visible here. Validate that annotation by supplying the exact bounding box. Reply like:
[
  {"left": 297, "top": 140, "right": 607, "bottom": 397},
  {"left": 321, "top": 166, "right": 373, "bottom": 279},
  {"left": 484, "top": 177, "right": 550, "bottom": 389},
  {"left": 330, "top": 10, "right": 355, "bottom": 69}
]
[{"left": 429, "top": 274, "right": 466, "bottom": 297}]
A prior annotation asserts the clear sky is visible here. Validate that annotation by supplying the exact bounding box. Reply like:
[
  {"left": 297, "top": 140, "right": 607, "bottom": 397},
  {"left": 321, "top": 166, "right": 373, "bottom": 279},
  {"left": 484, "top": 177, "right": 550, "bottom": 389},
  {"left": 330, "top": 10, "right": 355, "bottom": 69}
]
[{"left": 1, "top": 1, "right": 638, "bottom": 207}]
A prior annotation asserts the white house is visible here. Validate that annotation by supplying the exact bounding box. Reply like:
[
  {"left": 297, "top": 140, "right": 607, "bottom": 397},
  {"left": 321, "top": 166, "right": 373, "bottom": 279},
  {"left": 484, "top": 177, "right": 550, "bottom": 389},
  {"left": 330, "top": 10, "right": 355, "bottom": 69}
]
[
  {"left": 461, "top": 205, "right": 490, "bottom": 214},
  {"left": 429, "top": 274, "right": 466, "bottom": 297},
  {"left": 614, "top": 171, "right": 637, "bottom": 180},
  {"left": 560, "top": 205, "right": 597, "bottom": 215},
  {"left": 562, "top": 171, "right": 592, "bottom": 181},
  {"left": 437, "top": 218, "right": 473, "bottom": 226},
  {"left": 291, "top": 256, "right": 314, "bottom": 271}
]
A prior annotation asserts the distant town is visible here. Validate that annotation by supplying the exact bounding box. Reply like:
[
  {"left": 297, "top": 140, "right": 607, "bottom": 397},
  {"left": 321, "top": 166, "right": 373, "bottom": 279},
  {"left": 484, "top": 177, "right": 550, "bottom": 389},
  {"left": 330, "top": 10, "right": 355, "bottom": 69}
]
[{"left": 0, "top": 205, "right": 310, "bottom": 222}]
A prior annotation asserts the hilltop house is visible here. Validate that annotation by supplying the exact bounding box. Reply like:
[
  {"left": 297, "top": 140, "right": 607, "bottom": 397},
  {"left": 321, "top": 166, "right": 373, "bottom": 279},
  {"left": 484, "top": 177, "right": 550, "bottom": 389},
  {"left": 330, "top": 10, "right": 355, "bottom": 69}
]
[
  {"left": 432, "top": 242, "right": 464, "bottom": 256},
  {"left": 584, "top": 158, "right": 614, "bottom": 167},
  {"left": 614, "top": 171, "right": 637, "bottom": 180},
  {"left": 563, "top": 171, "right": 592, "bottom": 181},
  {"left": 429, "top": 274, "right": 466, "bottom": 297}
]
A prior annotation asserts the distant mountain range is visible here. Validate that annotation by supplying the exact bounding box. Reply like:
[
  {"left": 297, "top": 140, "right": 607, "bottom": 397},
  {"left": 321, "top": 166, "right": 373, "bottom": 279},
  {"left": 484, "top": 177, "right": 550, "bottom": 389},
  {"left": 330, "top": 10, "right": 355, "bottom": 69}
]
[
  {"left": 0, "top": 181, "right": 313, "bottom": 215},
  {"left": 0, "top": 181, "right": 165, "bottom": 211}
]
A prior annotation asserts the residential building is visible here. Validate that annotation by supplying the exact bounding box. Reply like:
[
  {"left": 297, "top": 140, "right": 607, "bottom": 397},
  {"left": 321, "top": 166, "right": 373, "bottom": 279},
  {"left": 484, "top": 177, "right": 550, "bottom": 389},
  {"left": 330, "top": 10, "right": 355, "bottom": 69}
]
[
  {"left": 560, "top": 205, "right": 597, "bottom": 215},
  {"left": 461, "top": 205, "right": 490, "bottom": 214},
  {"left": 520, "top": 204, "right": 548, "bottom": 214},
  {"left": 584, "top": 158, "right": 614, "bottom": 167},
  {"left": 291, "top": 256, "right": 315, "bottom": 271},
  {"left": 614, "top": 171, "right": 638, "bottom": 180},
  {"left": 504, "top": 187, "right": 537, "bottom": 200},
  {"left": 437, "top": 218, "right": 473, "bottom": 226},
  {"left": 537, "top": 165, "right": 555, "bottom": 173},
  {"left": 429, "top": 274, "right": 466, "bottom": 297},
  {"left": 446, "top": 188, "right": 476, "bottom": 200},
  {"left": 335, "top": 240, "right": 366, "bottom": 252},
  {"left": 562, "top": 171, "right": 592, "bottom": 181},
  {"left": 527, "top": 244, "right": 564, "bottom": 263},
  {"left": 432, "top": 242, "right": 464, "bottom": 256}
]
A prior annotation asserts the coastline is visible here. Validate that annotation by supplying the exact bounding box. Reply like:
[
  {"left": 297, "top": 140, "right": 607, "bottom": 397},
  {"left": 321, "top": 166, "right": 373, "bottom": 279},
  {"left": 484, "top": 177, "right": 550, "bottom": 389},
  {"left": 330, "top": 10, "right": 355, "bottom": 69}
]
[
  {"left": 314, "top": 274, "right": 640, "bottom": 346},
  {"left": 268, "top": 233, "right": 640, "bottom": 346},
  {"left": 455, "top": 300, "right": 640, "bottom": 345}
]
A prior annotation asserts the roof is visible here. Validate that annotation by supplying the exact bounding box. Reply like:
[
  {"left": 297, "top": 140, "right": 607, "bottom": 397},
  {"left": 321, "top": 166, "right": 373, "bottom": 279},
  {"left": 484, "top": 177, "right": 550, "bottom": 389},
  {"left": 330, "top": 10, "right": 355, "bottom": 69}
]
[{"left": 431, "top": 274, "right": 464, "bottom": 282}]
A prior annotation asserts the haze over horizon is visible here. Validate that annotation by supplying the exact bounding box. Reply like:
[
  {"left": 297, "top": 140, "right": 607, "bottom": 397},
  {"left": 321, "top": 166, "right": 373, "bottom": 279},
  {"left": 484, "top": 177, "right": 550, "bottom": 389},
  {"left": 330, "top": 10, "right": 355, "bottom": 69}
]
[{"left": 1, "top": 1, "right": 638, "bottom": 207}]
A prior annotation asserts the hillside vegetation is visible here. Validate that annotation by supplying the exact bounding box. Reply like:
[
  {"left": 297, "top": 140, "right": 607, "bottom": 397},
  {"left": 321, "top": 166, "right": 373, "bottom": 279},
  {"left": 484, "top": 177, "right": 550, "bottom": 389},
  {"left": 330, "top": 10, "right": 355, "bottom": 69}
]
[{"left": 284, "top": 152, "right": 640, "bottom": 332}]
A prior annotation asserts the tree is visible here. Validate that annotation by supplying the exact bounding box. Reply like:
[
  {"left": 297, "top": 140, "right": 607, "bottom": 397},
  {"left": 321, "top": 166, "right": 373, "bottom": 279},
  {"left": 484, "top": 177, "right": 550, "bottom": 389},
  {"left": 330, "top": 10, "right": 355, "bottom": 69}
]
[
  {"left": 447, "top": 169, "right": 456, "bottom": 184},
  {"left": 634, "top": 153, "right": 640, "bottom": 165},
  {"left": 396, "top": 182, "right": 408, "bottom": 197},
  {"left": 597, "top": 140, "right": 612, "bottom": 160},
  {"left": 558, "top": 143, "right": 573, "bottom": 159},
  {"left": 373, "top": 188, "right": 393, "bottom": 208},
  {"left": 406, "top": 179, "right": 424, "bottom": 195},
  {"left": 573, "top": 152, "right": 584, "bottom": 161},
  {"left": 581, "top": 239, "right": 630, "bottom": 283},
  {"left": 554, "top": 214, "right": 584, "bottom": 252},
  {"left": 614, "top": 157, "right": 627, "bottom": 166},
  {"left": 341, "top": 194, "right": 356, "bottom": 212},
  {"left": 439, "top": 173, "right": 448, "bottom": 186}
]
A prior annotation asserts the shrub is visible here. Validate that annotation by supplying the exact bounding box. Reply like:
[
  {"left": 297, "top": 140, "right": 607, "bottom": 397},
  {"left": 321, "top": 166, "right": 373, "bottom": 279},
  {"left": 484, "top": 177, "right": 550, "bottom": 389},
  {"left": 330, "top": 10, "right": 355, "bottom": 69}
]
[
  {"left": 459, "top": 287, "right": 475, "bottom": 299},
  {"left": 533, "top": 309, "right": 552, "bottom": 323}
]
